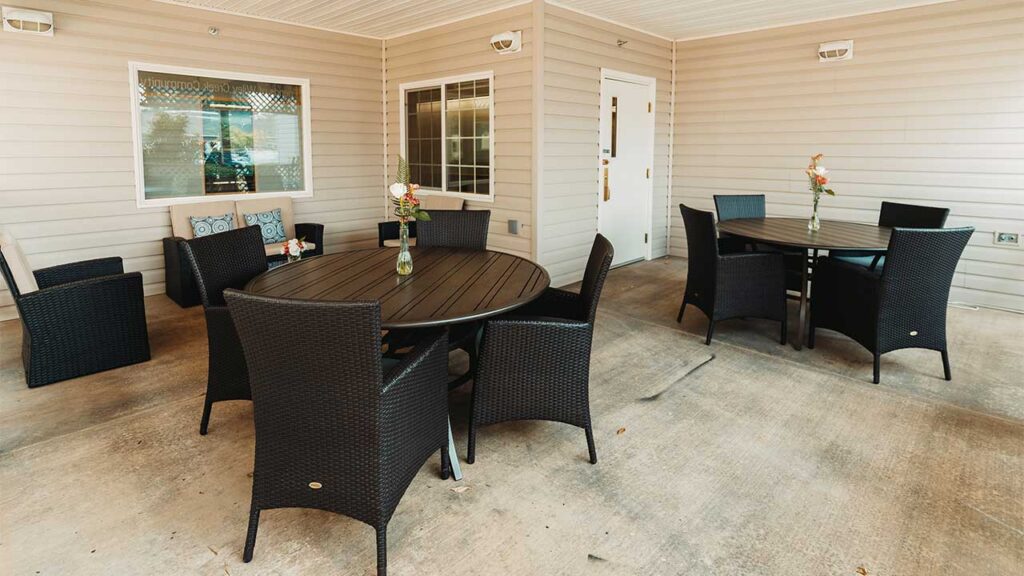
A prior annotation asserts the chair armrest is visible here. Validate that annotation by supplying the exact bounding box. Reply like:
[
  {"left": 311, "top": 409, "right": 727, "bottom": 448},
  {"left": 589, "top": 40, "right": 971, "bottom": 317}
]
[
  {"left": 480, "top": 316, "right": 592, "bottom": 360},
  {"left": 33, "top": 257, "right": 124, "bottom": 289},
  {"left": 719, "top": 252, "right": 785, "bottom": 281},
  {"left": 382, "top": 329, "right": 449, "bottom": 396},
  {"left": 512, "top": 288, "right": 584, "bottom": 320},
  {"left": 295, "top": 223, "right": 324, "bottom": 256},
  {"left": 18, "top": 273, "right": 147, "bottom": 340}
]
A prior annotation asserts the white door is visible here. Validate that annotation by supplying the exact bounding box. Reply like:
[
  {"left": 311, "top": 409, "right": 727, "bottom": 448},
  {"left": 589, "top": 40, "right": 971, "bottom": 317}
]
[{"left": 598, "top": 73, "right": 654, "bottom": 267}]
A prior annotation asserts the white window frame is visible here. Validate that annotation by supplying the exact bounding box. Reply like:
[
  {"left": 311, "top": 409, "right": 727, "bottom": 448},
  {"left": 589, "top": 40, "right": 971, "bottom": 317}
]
[
  {"left": 399, "top": 71, "right": 495, "bottom": 203},
  {"left": 129, "top": 61, "right": 314, "bottom": 208}
]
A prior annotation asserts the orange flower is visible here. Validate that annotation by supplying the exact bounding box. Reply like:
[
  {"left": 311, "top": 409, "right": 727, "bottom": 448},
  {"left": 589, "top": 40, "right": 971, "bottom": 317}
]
[{"left": 816, "top": 175, "right": 828, "bottom": 186}]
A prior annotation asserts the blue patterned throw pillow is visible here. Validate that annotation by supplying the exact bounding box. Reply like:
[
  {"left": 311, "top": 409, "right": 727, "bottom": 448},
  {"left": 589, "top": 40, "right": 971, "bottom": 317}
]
[
  {"left": 243, "top": 208, "right": 287, "bottom": 245},
  {"left": 189, "top": 213, "right": 235, "bottom": 238}
]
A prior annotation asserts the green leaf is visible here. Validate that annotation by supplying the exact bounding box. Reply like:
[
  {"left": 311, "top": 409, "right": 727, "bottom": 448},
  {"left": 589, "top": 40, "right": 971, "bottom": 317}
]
[
  {"left": 396, "top": 155, "right": 410, "bottom": 185},
  {"left": 413, "top": 211, "right": 431, "bottom": 221},
  {"left": 824, "top": 188, "right": 836, "bottom": 196}
]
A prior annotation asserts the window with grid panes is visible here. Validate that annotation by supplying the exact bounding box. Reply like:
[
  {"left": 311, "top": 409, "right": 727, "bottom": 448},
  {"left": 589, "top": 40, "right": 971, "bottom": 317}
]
[{"left": 402, "top": 74, "right": 492, "bottom": 198}]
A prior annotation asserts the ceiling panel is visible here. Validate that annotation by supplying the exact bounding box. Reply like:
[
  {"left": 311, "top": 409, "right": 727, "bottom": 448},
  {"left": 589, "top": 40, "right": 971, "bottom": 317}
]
[{"left": 156, "top": 0, "right": 958, "bottom": 40}]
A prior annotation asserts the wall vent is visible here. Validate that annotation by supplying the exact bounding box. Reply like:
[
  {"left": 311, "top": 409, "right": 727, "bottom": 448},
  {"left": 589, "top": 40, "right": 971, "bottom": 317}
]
[{"left": 818, "top": 40, "right": 853, "bottom": 62}]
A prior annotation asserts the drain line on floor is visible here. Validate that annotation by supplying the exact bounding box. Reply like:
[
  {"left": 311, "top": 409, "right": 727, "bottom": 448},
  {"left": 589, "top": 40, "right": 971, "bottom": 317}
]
[{"left": 637, "top": 354, "right": 716, "bottom": 402}]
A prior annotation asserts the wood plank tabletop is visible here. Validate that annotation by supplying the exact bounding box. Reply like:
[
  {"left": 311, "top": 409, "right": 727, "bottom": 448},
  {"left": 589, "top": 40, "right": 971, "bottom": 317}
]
[
  {"left": 718, "top": 218, "right": 891, "bottom": 250},
  {"left": 244, "top": 247, "right": 550, "bottom": 329}
]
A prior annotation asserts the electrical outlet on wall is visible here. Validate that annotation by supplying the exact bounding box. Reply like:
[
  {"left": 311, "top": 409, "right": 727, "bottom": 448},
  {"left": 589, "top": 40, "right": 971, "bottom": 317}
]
[{"left": 993, "top": 231, "right": 1020, "bottom": 247}]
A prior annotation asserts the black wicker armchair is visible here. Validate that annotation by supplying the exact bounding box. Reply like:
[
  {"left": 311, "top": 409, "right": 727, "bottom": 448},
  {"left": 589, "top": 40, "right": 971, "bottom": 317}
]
[
  {"left": 400, "top": 209, "right": 491, "bottom": 388},
  {"left": 223, "top": 289, "right": 450, "bottom": 576},
  {"left": 677, "top": 204, "right": 787, "bottom": 345},
  {"left": 713, "top": 194, "right": 766, "bottom": 254},
  {"left": 416, "top": 209, "right": 491, "bottom": 250},
  {"left": 467, "top": 233, "right": 614, "bottom": 465},
  {"left": 182, "top": 225, "right": 268, "bottom": 435},
  {"left": 810, "top": 226, "right": 973, "bottom": 384},
  {"left": 830, "top": 201, "right": 950, "bottom": 271},
  {"left": 0, "top": 238, "right": 150, "bottom": 388}
]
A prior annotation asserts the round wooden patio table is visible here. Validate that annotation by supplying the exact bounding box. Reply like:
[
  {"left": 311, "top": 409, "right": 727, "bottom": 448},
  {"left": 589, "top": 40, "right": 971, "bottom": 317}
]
[
  {"left": 245, "top": 246, "right": 550, "bottom": 329},
  {"left": 245, "top": 246, "right": 550, "bottom": 483},
  {"left": 717, "top": 218, "right": 891, "bottom": 350}
]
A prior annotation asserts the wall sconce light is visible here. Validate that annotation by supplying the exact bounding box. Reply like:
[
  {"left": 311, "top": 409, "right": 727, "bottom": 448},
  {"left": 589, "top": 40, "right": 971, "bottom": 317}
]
[{"left": 2, "top": 6, "right": 54, "bottom": 36}]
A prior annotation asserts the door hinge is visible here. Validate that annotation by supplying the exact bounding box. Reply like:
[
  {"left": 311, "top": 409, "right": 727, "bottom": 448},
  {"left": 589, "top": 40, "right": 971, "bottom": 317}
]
[
  {"left": 645, "top": 168, "right": 650, "bottom": 179},
  {"left": 644, "top": 233, "right": 649, "bottom": 244},
  {"left": 647, "top": 102, "right": 652, "bottom": 112}
]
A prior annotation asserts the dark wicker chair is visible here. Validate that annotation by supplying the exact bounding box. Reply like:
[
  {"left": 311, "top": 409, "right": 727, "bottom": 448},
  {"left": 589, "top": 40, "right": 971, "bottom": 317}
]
[
  {"left": 0, "top": 237, "right": 150, "bottom": 388},
  {"left": 377, "top": 220, "right": 417, "bottom": 247},
  {"left": 182, "top": 225, "right": 268, "bottom": 435},
  {"left": 222, "top": 289, "right": 450, "bottom": 576},
  {"left": 831, "top": 201, "right": 950, "bottom": 271},
  {"left": 405, "top": 209, "right": 491, "bottom": 387},
  {"left": 677, "top": 204, "right": 787, "bottom": 345},
  {"left": 810, "top": 226, "right": 973, "bottom": 384},
  {"left": 415, "top": 210, "right": 490, "bottom": 250},
  {"left": 713, "top": 194, "right": 803, "bottom": 290},
  {"left": 467, "top": 233, "right": 614, "bottom": 465}
]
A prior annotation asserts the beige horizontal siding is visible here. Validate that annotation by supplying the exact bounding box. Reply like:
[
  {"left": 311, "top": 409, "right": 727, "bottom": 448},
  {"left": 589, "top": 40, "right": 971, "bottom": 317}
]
[
  {"left": 0, "top": 0, "right": 385, "bottom": 321},
  {"left": 384, "top": 3, "right": 534, "bottom": 259},
  {"left": 540, "top": 5, "right": 673, "bottom": 287},
  {"left": 671, "top": 0, "right": 1024, "bottom": 311}
]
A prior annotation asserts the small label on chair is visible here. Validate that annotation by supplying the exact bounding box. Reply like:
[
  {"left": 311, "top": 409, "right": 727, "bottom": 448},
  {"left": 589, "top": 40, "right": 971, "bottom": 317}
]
[
  {"left": 308, "top": 482, "right": 322, "bottom": 489},
  {"left": 910, "top": 331, "right": 918, "bottom": 336}
]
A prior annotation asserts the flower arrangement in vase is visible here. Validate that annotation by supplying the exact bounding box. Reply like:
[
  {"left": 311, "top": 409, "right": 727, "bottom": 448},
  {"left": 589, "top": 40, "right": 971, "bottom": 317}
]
[
  {"left": 389, "top": 156, "right": 430, "bottom": 275},
  {"left": 280, "top": 237, "right": 309, "bottom": 263},
  {"left": 805, "top": 153, "right": 835, "bottom": 231}
]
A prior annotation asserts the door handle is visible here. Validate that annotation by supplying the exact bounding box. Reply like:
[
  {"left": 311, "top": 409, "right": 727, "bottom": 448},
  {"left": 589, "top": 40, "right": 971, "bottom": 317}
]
[{"left": 603, "top": 167, "right": 611, "bottom": 202}]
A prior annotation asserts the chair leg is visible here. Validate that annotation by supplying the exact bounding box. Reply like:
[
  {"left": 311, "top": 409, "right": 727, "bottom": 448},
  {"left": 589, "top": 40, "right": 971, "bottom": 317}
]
[
  {"left": 873, "top": 352, "right": 881, "bottom": 384},
  {"left": 242, "top": 503, "right": 260, "bottom": 562},
  {"left": 704, "top": 321, "right": 715, "bottom": 345},
  {"left": 780, "top": 311, "right": 788, "bottom": 345},
  {"left": 376, "top": 525, "right": 388, "bottom": 576},
  {"left": 676, "top": 297, "right": 687, "bottom": 323},
  {"left": 466, "top": 416, "right": 477, "bottom": 465},
  {"left": 199, "top": 397, "right": 213, "bottom": 436},
  {"left": 585, "top": 425, "right": 597, "bottom": 465},
  {"left": 941, "top": 350, "right": 952, "bottom": 381},
  {"left": 440, "top": 445, "right": 451, "bottom": 480}
]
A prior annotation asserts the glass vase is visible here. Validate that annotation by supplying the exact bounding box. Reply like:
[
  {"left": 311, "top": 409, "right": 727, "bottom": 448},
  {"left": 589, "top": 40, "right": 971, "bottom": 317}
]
[
  {"left": 808, "top": 194, "right": 821, "bottom": 232},
  {"left": 396, "top": 221, "right": 413, "bottom": 276}
]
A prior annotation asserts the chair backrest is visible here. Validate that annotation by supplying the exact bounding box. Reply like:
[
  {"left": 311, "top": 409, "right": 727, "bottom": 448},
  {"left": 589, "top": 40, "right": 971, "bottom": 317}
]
[
  {"left": 182, "top": 225, "right": 268, "bottom": 308},
  {"left": 223, "top": 289, "right": 385, "bottom": 505},
  {"left": 420, "top": 195, "right": 464, "bottom": 211},
  {"left": 578, "top": 234, "right": 615, "bottom": 324},
  {"left": 0, "top": 230, "right": 38, "bottom": 297},
  {"left": 416, "top": 210, "right": 490, "bottom": 250},
  {"left": 879, "top": 227, "right": 973, "bottom": 332},
  {"left": 877, "top": 201, "right": 949, "bottom": 229},
  {"left": 680, "top": 203, "right": 719, "bottom": 281},
  {"left": 713, "top": 194, "right": 766, "bottom": 222},
  {"left": 169, "top": 201, "right": 239, "bottom": 240}
]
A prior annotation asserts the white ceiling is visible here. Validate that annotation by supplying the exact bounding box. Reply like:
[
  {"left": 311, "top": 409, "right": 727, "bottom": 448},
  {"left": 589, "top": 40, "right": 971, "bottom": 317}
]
[{"left": 156, "top": 0, "right": 956, "bottom": 40}]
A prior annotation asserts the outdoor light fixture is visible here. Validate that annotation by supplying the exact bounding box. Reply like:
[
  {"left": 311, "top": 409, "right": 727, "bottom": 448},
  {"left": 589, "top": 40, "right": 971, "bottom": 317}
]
[
  {"left": 2, "top": 6, "right": 54, "bottom": 36},
  {"left": 818, "top": 40, "right": 853, "bottom": 62},
  {"left": 490, "top": 30, "right": 521, "bottom": 54}
]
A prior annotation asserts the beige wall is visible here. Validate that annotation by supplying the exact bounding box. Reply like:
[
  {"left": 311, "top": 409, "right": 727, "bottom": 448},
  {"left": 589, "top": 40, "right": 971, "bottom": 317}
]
[
  {"left": 671, "top": 0, "right": 1024, "bottom": 311},
  {"left": 0, "top": 0, "right": 384, "bottom": 320},
  {"left": 539, "top": 4, "right": 674, "bottom": 286},
  {"left": 385, "top": 3, "right": 534, "bottom": 259}
]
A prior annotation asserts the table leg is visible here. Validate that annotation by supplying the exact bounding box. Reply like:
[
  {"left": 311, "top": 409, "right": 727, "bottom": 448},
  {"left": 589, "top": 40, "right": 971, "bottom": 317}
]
[
  {"left": 795, "top": 248, "right": 809, "bottom": 351},
  {"left": 447, "top": 416, "right": 463, "bottom": 481}
]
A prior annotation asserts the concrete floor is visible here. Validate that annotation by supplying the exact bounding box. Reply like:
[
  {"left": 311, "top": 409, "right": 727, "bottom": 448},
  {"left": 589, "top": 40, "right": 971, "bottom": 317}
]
[{"left": 1, "top": 257, "right": 1022, "bottom": 575}]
